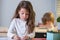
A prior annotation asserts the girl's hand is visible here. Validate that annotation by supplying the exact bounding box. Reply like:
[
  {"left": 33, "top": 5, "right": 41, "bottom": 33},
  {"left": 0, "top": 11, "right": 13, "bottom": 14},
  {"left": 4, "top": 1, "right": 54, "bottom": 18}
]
[
  {"left": 13, "top": 35, "right": 21, "bottom": 40},
  {"left": 22, "top": 36, "right": 29, "bottom": 40}
]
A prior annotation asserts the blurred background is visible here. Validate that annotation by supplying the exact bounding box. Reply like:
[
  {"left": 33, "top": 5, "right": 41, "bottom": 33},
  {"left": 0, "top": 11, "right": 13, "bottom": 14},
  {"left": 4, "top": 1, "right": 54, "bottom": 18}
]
[
  {"left": 0, "top": 0, "right": 60, "bottom": 39},
  {"left": 0, "top": 0, "right": 60, "bottom": 27}
]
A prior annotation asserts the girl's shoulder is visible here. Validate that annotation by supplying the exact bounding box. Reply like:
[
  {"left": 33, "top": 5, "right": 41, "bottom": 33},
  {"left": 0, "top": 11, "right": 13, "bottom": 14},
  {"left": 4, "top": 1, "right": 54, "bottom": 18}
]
[
  {"left": 12, "top": 18, "right": 19, "bottom": 21},
  {"left": 11, "top": 18, "right": 20, "bottom": 22}
]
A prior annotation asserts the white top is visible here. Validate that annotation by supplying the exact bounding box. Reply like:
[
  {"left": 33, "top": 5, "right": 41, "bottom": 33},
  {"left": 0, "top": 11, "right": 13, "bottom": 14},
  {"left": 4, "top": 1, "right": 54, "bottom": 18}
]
[{"left": 7, "top": 18, "right": 35, "bottom": 39}]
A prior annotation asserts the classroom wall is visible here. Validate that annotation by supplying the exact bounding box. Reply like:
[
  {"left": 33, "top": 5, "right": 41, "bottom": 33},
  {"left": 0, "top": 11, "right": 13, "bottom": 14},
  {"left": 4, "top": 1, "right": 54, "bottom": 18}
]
[
  {"left": 0, "top": 1, "right": 1, "bottom": 26},
  {"left": 0, "top": 0, "right": 56, "bottom": 27},
  {"left": 0, "top": 0, "right": 22, "bottom": 27},
  {"left": 28, "top": 0, "right": 56, "bottom": 25}
]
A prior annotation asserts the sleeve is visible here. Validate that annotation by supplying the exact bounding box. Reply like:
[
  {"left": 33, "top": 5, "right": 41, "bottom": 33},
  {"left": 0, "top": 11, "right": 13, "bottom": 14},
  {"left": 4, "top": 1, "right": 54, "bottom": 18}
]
[{"left": 7, "top": 19, "right": 16, "bottom": 39}]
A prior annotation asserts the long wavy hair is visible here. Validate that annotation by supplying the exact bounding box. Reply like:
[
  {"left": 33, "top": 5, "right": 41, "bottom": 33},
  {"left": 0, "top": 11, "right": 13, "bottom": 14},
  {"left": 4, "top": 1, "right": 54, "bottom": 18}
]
[{"left": 12, "top": 1, "right": 35, "bottom": 34}]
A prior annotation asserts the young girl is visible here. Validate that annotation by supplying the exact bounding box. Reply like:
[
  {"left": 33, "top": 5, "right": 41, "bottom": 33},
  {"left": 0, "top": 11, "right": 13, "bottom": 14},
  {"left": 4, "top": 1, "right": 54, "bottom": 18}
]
[{"left": 7, "top": 1, "right": 35, "bottom": 40}]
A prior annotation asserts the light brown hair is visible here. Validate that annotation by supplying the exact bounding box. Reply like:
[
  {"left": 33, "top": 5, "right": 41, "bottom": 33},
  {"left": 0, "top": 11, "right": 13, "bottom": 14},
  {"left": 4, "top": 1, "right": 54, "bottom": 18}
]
[
  {"left": 42, "top": 12, "right": 54, "bottom": 25},
  {"left": 12, "top": 1, "right": 35, "bottom": 34}
]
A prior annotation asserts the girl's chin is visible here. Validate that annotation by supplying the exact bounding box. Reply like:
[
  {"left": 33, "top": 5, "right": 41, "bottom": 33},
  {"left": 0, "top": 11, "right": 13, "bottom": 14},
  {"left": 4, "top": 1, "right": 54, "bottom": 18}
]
[{"left": 21, "top": 19, "right": 26, "bottom": 21}]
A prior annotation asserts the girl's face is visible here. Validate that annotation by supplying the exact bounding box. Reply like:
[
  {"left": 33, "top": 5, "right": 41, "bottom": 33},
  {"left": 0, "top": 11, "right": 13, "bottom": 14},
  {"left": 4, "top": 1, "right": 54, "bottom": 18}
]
[{"left": 18, "top": 8, "right": 29, "bottom": 21}]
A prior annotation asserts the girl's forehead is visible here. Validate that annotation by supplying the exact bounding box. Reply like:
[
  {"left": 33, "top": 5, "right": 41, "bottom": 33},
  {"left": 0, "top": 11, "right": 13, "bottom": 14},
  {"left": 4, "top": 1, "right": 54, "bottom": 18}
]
[
  {"left": 18, "top": 8, "right": 29, "bottom": 14},
  {"left": 20, "top": 8, "right": 29, "bottom": 12}
]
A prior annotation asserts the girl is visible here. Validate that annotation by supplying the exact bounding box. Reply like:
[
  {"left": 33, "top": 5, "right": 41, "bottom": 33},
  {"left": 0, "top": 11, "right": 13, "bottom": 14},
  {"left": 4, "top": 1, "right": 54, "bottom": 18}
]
[{"left": 7, "top": 1, "right": 35, "bottom": 40}]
